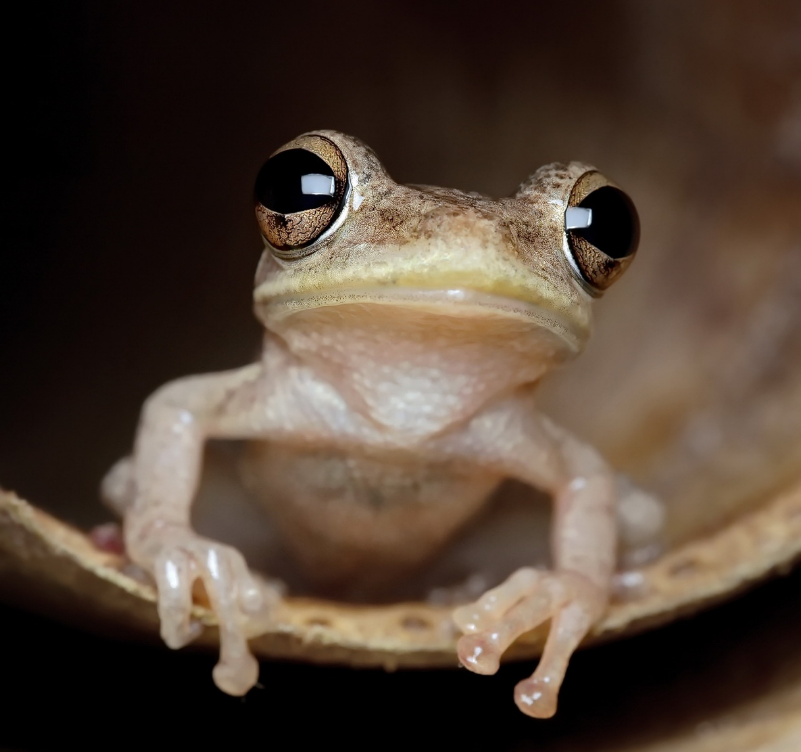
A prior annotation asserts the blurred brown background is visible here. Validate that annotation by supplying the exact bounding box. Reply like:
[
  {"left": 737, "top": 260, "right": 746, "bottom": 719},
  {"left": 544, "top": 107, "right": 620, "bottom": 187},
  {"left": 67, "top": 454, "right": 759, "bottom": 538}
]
[
  {"left": 2, "top": 0, "right": 801, "bottom": 749},
  {"left": 3, "top": 0, "right": 798, "bottom": 529}
]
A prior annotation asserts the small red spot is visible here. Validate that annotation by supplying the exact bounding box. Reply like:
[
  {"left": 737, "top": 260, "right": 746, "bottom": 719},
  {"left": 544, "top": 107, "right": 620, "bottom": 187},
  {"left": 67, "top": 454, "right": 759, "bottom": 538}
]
[{"left": 90, "top": 522, "right": 125, "bottom": 555}]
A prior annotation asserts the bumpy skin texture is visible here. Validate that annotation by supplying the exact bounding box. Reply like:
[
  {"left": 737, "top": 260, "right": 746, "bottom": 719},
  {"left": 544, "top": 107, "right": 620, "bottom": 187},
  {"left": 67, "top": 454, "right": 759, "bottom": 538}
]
[{"left": 104, "top": 131, "right": 663, "bottom": 717}]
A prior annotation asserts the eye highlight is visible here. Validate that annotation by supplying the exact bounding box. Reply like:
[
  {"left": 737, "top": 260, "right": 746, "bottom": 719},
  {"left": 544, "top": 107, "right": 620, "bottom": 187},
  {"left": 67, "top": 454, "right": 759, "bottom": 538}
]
[
  {"left": 564, "top": 171, "right": 640, "bottom": 293},
  {"left": 255, "top": 135, "right": 349, "bottom": 257},
  {"left": 256, "top": 150, "right": 336, "bottom": 214}
]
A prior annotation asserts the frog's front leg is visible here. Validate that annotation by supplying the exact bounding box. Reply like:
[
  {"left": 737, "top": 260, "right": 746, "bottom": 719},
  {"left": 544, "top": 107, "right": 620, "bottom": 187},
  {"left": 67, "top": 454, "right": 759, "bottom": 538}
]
[
  {"left": 115, "top": 364, "right": 280, "bottom": 696},
  {"left": 453, "top": 415, "right": 616, "bottom": 718}
]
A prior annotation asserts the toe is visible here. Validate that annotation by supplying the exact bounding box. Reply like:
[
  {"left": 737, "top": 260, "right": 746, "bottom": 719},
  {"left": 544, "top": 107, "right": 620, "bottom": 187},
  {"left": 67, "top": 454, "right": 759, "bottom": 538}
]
[
  {"left": 160, "top": 617, "right": 202, "bottom": 650},
  {"left": 514, "top": 676, "right": 558, "bottom": 719},
  {"left": 154, "top": 550, "right": 198, "bottom": 649},
  {"left": 457, "top": 634, "right": 501, "bottom": 675},
  {"left": 212, "top": 652, "right": 259, "bottom": 696},
  {"left": 452, "top": 568, "right": 542, "bottom": 633}
]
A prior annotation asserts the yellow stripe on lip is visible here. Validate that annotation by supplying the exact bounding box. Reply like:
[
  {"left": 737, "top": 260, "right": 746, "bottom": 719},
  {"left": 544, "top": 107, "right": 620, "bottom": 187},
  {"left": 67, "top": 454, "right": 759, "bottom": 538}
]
[{"left": 256, "top": 285, "right": 590, "bottom": 355}]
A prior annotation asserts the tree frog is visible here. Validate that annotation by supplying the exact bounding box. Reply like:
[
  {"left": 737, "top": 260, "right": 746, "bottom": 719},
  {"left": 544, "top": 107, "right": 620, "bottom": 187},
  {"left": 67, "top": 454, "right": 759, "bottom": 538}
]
[{"left": 102, "top": 131, "right": 663, "bottom": 718}]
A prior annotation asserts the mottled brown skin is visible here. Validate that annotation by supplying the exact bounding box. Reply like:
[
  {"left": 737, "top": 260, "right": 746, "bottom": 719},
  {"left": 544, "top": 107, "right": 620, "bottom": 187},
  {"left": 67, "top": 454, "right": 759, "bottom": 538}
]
[{"left": 102, "top": 130, "right": 662, "bottom": 718}]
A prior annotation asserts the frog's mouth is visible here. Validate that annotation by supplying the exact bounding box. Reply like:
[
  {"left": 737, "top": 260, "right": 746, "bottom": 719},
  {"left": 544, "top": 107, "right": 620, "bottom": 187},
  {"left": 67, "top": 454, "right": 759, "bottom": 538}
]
[{"left": 257, "top": 285, "right": 588, "bottom": 356}]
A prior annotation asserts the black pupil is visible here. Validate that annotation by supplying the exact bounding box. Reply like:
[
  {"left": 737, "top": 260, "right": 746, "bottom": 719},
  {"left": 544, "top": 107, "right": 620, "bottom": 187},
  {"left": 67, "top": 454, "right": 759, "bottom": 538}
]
[
  {"left": 573, "top": 186, "right": 639, "bottom": 259},
  {"left": 255, "top": 149, "right": 337, "bottom": 214}
]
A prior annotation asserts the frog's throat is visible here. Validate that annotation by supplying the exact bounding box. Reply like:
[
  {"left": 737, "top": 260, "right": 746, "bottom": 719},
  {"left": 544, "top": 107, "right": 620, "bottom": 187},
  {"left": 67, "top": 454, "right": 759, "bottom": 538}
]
[{"left": 255, "top": 286, "right": 589, "bottom": 356}]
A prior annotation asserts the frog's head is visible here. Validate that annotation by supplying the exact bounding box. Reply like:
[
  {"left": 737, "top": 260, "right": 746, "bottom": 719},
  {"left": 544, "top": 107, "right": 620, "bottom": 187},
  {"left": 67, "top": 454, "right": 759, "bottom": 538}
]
[{"left": 252, "top": 131, "right": 639, "bottom": 373}]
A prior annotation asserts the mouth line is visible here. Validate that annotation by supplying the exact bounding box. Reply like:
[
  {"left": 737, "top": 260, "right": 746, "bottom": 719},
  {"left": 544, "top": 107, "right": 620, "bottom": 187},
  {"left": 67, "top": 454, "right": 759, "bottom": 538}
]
[
  {"left": 260, "top": 285, "right": 583, "bottom": 349},
  {"left": 265, "top": 285, "right": 545, "bottom": 312}
]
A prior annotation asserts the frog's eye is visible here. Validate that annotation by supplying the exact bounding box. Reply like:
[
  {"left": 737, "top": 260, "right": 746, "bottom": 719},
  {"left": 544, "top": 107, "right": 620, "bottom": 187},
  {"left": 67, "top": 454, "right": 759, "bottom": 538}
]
[
  {"left": 254, "top": 134, "right": 349, "bottom": 257},
  {"left": 564, "top": 171, "right": 640, "bottom": 293}
]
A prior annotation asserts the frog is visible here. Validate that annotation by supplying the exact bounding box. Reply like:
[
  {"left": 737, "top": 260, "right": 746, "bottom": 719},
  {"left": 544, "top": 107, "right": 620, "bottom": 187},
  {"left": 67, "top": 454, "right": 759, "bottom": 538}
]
[{"left": 101, "top": 130, "right": 664, "bottom": 718}]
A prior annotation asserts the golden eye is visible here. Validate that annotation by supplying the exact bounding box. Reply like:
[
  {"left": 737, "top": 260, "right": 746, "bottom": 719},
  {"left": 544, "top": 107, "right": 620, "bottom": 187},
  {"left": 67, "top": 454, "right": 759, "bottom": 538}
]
[
  {"left": 254, "top": 134, "right": 348, "bottom": 257},
  {"left": 564, "top": 171, "right": 640, "bottom": 293}
]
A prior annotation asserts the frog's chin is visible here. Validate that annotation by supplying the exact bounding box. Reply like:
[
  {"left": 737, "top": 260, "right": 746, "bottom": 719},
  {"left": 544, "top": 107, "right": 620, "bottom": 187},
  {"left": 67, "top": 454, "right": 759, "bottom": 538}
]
[{"left": 256, "top": 286, "right": 588, "bottom": 356}]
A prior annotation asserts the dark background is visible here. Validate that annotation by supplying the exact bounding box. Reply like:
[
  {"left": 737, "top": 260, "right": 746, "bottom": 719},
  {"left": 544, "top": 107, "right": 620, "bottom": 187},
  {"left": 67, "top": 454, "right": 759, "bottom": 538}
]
[
  {"left": 3, "top": 1, "right": 801, "bottom": 749},
  {"left": 3, "top": 569, "right": 801, "bottom": 750},
  {"left": 4, "top": 0, "right": 772, "bottom": 526}
]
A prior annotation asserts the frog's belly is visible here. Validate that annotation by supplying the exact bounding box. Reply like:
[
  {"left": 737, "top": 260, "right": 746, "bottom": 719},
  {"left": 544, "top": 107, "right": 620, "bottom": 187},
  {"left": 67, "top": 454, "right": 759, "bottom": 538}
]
[{"left": 240, "top": 442, "right": 502, "bottom": 589}]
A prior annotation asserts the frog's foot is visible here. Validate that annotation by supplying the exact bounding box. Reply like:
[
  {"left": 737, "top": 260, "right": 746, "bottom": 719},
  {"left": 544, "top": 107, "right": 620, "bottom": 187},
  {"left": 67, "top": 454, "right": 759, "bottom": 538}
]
[
  {"left": 453, "top": 567, "right": 606, "bottom": 719},
  {"left": 145, "top": 530, "right": 281, "bottom": 696},
  {"left": 616, "top": 476, "right": 665, "bottom": 568},
  {"left": 89, "top": 521, "right": 126, "bottom": 555},
  {"left": 101, "top": 457, "right": 136, "bottom": 515}
]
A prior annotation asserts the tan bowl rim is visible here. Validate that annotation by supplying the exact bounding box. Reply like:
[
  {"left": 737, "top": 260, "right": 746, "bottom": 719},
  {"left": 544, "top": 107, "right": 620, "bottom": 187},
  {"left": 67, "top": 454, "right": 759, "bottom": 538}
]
[{"left": 1, "top": 480, "right": 801, "bottom": 668}]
